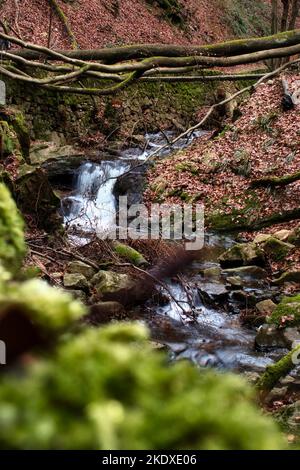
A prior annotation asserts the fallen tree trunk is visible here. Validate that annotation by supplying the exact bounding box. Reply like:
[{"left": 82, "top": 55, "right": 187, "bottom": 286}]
[
  {"left": 10, "top": 29, "right": 300, "bottom": 63},
  {"left": 250, "top": 170, "right": 300, "bottom": 188},
  {"left": 4, "top": 31, "right": 300, "bottom": 73},
  {"left": 213, "top": 208, "right": 300, "bottom": 233}
]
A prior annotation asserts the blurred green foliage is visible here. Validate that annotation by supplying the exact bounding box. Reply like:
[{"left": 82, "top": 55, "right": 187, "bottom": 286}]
[
  {"left": 0, "top": 323, "right": 284, "bottom": 450},
  {"left": 0, "top": 183, "right": 26, "bottom": 274},
  {"left": 0, "top": 279, "right": 86, "bottom": 333}
]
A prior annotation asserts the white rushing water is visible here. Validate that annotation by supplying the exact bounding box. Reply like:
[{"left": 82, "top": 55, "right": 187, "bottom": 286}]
[
  {"left": 63, "top": 160, "right": 129, "bottom": 240},
  {"left": 62, "top": 130, "right": 208, "bottom": 243}
]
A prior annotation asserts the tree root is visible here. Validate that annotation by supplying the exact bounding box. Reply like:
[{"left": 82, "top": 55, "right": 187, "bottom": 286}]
[
  {"left": 48, "top": 0, "right": 78, "bottom": 50},
  {"left": 250, "top": 170, "right": 300, "bottom": 188}
]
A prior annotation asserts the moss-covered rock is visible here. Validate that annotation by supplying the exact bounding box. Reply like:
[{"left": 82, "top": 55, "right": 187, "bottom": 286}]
[
  {"left": 91, "top": 270, "right": 140, "bottom": 305},
  {"left": 15, "top": 167, "right": 61, "bottom": 230},
  {"left": 63, "top": 273, "right": 89, "bottom": 291},
  {"left": 175, "top": 162, "right": 199, "bottom": 175},
  {"left": 202, "top": 266, "right": 222, "bottom": 280},
  {"left": 0, "top": 121, "right": 18, "bottom": 158},
  {"left": 113, "top": 242, "right": 148, "bottom": 267},
  {"left": 0, "top": 107, "right": 30, "bottom": 161},
  {"left": 223, "top": 265, "right": 267, "bottom": 279},
  {"left": 0, "top": 183, "right": 26, "bottom": 273},
  {"left": 66, "top": 260, "right": 96, "bottom": 280},
  {"left": 268, "top": 295, "right": 300, "bottom": 328},
  {"left": 0, "top": 323, "right": 284, "bottom": 449},
  {"left": 261, "top": 237, "right": 294, "bottom": 262},
  {"left": 253, "top": 233, "right": 273, "bottom": 244},
  {"left": 9, "top": 109, "right": 30, "bottom": 161},
  {"left": 219, "top": 242, "right": 265, "bottom": 268}
]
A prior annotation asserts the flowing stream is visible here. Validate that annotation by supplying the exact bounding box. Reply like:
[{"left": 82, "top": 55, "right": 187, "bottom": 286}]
[
  {"left": 61, "top": 131, "right": 284, "bottom": 374},
  {"left": 63, "top": 130, "right": 207, "bottom": 242}
]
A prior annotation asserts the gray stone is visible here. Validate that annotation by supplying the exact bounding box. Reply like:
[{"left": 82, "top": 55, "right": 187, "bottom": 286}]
[
  {"left": 29, "top": 141, "right": 91, "bottom": 178},
  {"left": 273, "top": 229, "right": 294, "bottom": 242},
  {"left": 66, "top": 260, "right": 96, "bottom": 280},
  {"left": 226, "top": 276, "right": 243, "bottom": 288},
  {"left": 230, "top": 290, "right": 258, "bottom": 307},
  {"left": 280, "top": 375, "right": 296, "bottom": 386},
  {"left": 63, "top": 273, "right": 89, "bottom": 290},
  {"left": 243, "top": 371, "right": 260, "bottom": 384},
  {"left": 219, "top": 242, "right": 265, "bottom": 268},
  {"left": 256, "top": 299, "right": 277, "bottom": 316},
  {"left": 91, "top": 270, "right": 140, "bottom": 304},
  {"left": 282, "top": 327, "right": 300, "bottom": 349},
  {"left": 266, "top": 386, "right": 288, "bottom": 403},
  {"left": 223, "top": 265, "right": 268, "bottom": 279},
  {"left": 198, "top": 282, "right": 228, "bottom": 304}
]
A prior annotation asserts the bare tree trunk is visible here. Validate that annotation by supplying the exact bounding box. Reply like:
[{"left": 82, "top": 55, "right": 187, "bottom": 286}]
[
  {"left": 271, "top": 1, "right": 279, "bottom": 69},
  {"left": 281, "top": 0, "right": 290, "bottom": 31},
  {"left": 272, "top": 0, "right": 279, "bottom": 34},
  {"left": 288, "top": 0, "right": 300, "bottom": 29}
]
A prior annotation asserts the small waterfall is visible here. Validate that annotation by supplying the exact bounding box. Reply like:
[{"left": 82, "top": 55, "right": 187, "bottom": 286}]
[
  {"left": 62, "top": 131, "right": 209, "bottom": 244},
  {"left": 63, "top": 160, "right": 129, "bottom": 240}
]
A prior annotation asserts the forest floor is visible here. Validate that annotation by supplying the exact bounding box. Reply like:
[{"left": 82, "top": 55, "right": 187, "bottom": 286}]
[
  {"left": 145, "top": 72, "right": 300, "bottom": 286},
  {"left": 0, "top": 0, "right": 233, "bottom": 49}
]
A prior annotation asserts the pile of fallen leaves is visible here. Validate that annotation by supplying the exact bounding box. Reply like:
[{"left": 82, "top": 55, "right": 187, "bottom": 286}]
[
  {"left": 0, "top": 0, "right": 231, "bottom": 50},
  {"left": 145, "top": 74, "right": 300, "bottom": 228}
]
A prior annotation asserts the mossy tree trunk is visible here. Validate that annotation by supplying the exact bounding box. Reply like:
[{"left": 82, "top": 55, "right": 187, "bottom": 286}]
[
  {"left": 11, "top": 29, "right": 300, "bottom": 62},
  {"left": 257, "top": 343, "right": 300, "bottom": 396}
]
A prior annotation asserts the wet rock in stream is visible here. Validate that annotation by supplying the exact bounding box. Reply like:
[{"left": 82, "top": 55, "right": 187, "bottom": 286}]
[
  {"left": 198, "top": 281, "right": 228, "bottom": 305},
  {"left": 219, "top": 242, "right": 265, "bottom": 268}
]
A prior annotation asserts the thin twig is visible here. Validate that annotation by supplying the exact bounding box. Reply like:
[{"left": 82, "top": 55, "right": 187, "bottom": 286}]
[
  {"left": 29, "top": 249, "right": 63, "bottom": 265},
  {"left": 27, "top": 242, "right": 99, "bottom": 270},
  {"left": 110, "top": 262, "right": 188, "bottom": 315}
]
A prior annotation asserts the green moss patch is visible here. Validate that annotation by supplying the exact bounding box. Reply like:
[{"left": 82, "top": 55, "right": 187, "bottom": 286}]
[
  {"left": 268, "top": 295, "right": 300, "bottom": 328},
  {"left": 0, "top": 183, "right": 26, "bottom": 274}
]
